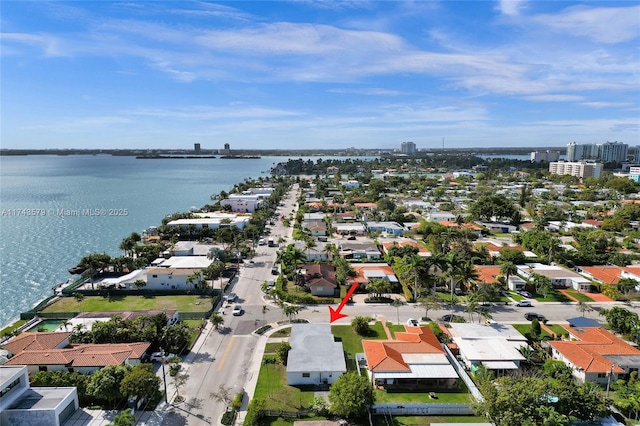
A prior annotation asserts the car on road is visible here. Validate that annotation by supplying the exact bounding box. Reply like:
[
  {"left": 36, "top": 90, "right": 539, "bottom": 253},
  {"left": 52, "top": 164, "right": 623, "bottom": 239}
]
[
  {"left": 232, "top": 304, "right": 243, "bottom": 316},
  {"left": 150, "top": 352, "right": 176, "bottom": 363},
  {"left": 440, "top": 314, "right": 464, "bottom": 323},
  {"left": 258, "top": 238, "right": 266, "bottom": 245},
  {"left": 515, "top": 300, "right": 532, "bottom": 307},
  {"left": 407, "top": 318, "right": 419, "bottom": 327},
  {"left": 524, "top": 313, "right": 546, "bottom": 321},
  {"left": 225, "top": 293, "right": 238, "bottom": 302},
  {"left": 271, "top": 267, "right": 278, "bottom": 275}
]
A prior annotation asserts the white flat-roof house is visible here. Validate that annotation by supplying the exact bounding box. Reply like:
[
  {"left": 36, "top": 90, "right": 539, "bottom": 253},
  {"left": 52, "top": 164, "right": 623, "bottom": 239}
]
[
  {"left": 145, "top": 268, "right": 203, "bottom": 290},
  {"left": 518, "top": 263, "right": 592, "bottom": 292},
  {"left": 220, "top": 194, "right": 263, "bottom": 213},
  {"left": 447, "top": 323, "right": 528, "bottom": 375},
  {"left": 1, "top": 366, "right": 79, "bottom": 426},
  {"left": 167, "top": 212, "right": 250, "bottom": 230},
  {"left": 286, "top": 324, "right": 346, "bottom": 386}
]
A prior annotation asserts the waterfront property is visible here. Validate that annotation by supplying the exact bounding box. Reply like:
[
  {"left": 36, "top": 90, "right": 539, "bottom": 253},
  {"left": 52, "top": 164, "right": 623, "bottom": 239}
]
[
  {"left": 166, "top": 212, "right": 250, "bottom": 230},
  {"left": 0, "top": 365, "right": 79, "bottom": 426},
  {"left": 3, "top": 338, "right": 150, "bottom": 375}
]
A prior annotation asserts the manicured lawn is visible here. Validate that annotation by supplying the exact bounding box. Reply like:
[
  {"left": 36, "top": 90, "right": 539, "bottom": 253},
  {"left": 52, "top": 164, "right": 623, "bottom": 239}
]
[
  {"left": 253, "top": 359, "right": 315, "bottom": 412},
  {"left": 563, "top": 289, "right": 595, "bottom": 302},
  {"left": 513, "top": 324, "right": 553, "bottom": 339},
  {"left": 259, "top": 416, "right": 327, "bottom": 425},
  {"left": 1, "top": 320, "right": 26, "bottom": 337},
  {"left": 533, "top": 289, "right": 571, "bottom": 303},
  {"left": 269, "top": 327, "right": 291, "bottom": 338},
  {"left": 41, "top": 295, "right": 213, "bottom": 313},
  {"left": 264, "top": 342, "right": 281, "bottom": 354},
  {"left": 509, "top": 292, "right": 525, "bottom": 301},
  {"left": 371, "top": 416, "right": 487, "bottom": 425},
  {"left": 546, "top": 324, "right": 568, "bottom": 336},
  {"left": 375, "top": 385, "right": 473, "bottom": 404},
  {"left": 182, "top": 319, "right": 205, "bottom": 349}
]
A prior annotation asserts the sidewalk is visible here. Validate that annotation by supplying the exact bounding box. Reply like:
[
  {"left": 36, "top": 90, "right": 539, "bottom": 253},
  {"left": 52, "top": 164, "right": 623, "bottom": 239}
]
[{"left": 234, "top": 322, "right": 286, "bottom": 425}]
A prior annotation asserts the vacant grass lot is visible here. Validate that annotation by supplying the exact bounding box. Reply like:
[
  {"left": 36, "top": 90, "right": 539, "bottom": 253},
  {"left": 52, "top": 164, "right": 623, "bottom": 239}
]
[
  {"left": 253, "top": 360, "right": 315, "bottom": 412},
  {"left": 41, "top": 295, "right": 213, "bottom": 313}
]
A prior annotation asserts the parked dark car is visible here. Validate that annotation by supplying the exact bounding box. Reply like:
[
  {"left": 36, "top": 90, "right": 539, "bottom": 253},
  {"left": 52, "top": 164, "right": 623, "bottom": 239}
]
[
  {"left": 524, "top": 313, "right": 546, "bottom": 321},
  {"left": 440, "top": 314, "right": 465, "bottom": 323}
]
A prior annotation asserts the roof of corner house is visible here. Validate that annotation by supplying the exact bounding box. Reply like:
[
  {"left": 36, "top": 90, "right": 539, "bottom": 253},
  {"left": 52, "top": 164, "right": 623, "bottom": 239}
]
[
  {"left": 2, "top": 332, "right": 72, "bottom": 354},
  {"left": 548, "top": 327, "right": 640, "bottom": 374}
]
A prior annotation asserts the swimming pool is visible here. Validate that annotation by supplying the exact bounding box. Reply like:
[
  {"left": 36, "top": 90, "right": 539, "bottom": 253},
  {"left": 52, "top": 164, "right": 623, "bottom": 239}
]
[{"left": 27, "top": 319, "right": 64, "bottom": 332}]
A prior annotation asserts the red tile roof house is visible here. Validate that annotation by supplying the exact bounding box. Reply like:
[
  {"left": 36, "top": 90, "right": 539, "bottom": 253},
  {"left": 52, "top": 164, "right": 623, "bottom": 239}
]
[
  {"left": 351, "top": 263, "right": 399, "bottom": 287},
  {"left": 381, "top": 240, "right": 432, "bottom": 258},
  {"left": 549, "top": 327, "right": 640, "bottom": 386},
  {"left": 2, "top": 332, "right": 150, "bottom": 375},
  {"left": 301, "top": 263, "right": 338, "bottom": 297},
  {"left": 361, "top": 325, "right": 458, "bottom": 390}
]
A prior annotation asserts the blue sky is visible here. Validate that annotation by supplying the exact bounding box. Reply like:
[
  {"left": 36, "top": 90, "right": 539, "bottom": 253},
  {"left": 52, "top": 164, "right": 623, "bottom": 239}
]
[{"left": 2, "top": 1, "right": 639, "bottom": 150}]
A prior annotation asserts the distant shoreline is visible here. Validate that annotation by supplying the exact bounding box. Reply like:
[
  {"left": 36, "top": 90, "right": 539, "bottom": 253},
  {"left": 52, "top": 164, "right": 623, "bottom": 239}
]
[{"left": 0, "top": 147, "right": 565, "bottom": 157}]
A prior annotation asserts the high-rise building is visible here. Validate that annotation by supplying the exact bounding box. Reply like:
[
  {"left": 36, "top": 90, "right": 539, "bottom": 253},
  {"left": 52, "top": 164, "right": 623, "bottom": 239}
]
[
  {"left": 401, "top": 141, "right": 416, "bottom": 155},
  {"left": 530, "top": 150, "right": 560, "bottom": 163},
  {"left": 223, "top": 143, "right": 230, "bottom": 155},
  {"left": 599, "top": 141, "right": 628, "bottom": 163},
  {"left": 194, "top": 143, "right": 201, "bottom": 154},
  {"left": 566, "top": 141, "right": 627, "bottom": 163},
  {"left": 549, "top": 161, "right": 603, "bottom": 179}
]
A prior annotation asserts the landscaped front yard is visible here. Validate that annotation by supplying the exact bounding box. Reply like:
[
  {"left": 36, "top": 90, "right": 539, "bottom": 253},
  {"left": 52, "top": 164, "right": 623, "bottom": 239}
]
[
  {"left": 40, "top": 295, "right": 214, "bottom": 313},
  {"left": 332, "top": 321, "right": 388, "bottom": 371}
]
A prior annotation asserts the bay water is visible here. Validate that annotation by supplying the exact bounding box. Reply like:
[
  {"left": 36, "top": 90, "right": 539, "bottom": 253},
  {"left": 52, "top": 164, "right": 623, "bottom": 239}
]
[{"left": 0, "top": 155, "right": 288, "bottom": 328}]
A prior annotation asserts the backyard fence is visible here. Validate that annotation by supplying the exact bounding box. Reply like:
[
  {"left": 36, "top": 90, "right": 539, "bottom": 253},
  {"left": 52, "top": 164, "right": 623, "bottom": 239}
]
[{"left": 371, "top": 403, "right": 476, "bottom": 416}]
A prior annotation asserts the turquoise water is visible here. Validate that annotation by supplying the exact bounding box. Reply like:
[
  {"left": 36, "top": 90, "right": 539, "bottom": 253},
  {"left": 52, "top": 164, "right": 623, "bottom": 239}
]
[
  {"left": 26, "top": 319, "right": 64, "bottom": 332},
  {"left": 0, "top": 155, "right": 286, "bottom": 328}
]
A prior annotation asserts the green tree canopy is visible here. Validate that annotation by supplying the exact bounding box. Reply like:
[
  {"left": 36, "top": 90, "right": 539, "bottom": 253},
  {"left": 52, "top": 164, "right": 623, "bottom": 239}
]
[{"left": 328, "top": 372, "right": 375, "bottom": 418}]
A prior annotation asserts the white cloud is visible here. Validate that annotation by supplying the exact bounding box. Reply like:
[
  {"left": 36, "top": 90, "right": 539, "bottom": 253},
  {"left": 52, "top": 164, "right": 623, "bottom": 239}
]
[
  {"left": 524, "top": 95, "right": 584, "bottom": 102},
  {"left": 532, "top": 5, "right": 640, "bottom": 44},
  {"left": 497, "top": 0, "right": 528, "bottom": 17}
]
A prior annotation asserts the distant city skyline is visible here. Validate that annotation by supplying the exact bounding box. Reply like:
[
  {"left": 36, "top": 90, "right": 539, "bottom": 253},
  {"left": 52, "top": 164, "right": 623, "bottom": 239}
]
[{"left": 2, "top": 1, "right": 639, "bottom": 150}]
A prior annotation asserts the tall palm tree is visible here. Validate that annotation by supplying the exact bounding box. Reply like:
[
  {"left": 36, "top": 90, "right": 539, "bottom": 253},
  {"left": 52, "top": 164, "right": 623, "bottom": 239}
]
[
  {"left": 499, "top": 261, "right": 518, "bottom": 289},
  {"left": 304, "top": 238, "right": 317, "bottom": 261}
]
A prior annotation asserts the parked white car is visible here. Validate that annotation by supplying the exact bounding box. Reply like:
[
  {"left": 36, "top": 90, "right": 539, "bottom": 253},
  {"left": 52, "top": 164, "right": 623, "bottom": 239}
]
[{"left": 150, "top": 352, "right": 176, "bottom": 363}]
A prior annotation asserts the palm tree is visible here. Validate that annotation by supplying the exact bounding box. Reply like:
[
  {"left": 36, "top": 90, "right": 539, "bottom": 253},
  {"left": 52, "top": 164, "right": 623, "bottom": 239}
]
[
  {"left": 576, "top": 300, "right": 594, "bottom": 317},
  {"left": 304, "top": 238, "right": 317, "bottom": 261},
  {"left": 479, "top": 307, "right": 493, "bottom": 324},
  {"left": 210, "top": 312, "right": 224, "bottom": 330},
  {"left": 366, "top": 278, "right": 389, "bottom": 299},
  {"left": 283, "top": 305, "right": 300, "bottom": 321},
  {"left": 499, "top": 261, "right": 518, "bottom": 290},
  {"left": 392, "top": 297, "right": 403, "bottom": 325},
  {"left": 457, "top": 261, "right": 480, "bottom": 292}
]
